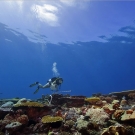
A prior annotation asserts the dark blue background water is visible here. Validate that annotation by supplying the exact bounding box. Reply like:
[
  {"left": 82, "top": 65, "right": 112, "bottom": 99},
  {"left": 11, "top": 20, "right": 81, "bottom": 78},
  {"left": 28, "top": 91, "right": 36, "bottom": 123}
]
[{"left": 0, "top": 22, "right": 135, "bottom": 99}]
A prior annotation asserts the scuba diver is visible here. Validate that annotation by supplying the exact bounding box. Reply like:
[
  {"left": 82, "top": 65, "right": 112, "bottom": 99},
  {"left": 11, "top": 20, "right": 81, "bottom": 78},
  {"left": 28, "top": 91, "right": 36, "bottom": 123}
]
[{"left": 29, "top": 77, "right": 63, "bottom": 94}]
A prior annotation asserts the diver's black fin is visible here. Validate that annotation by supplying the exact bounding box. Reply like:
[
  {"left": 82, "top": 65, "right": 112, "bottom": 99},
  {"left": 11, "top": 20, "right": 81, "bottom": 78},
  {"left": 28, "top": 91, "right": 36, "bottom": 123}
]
[
  {"left": 33, "top": 89, "right": 39, "bottom": 94},
  {"left": 33, "top": 87, "right": 39, "bottom": 94}
]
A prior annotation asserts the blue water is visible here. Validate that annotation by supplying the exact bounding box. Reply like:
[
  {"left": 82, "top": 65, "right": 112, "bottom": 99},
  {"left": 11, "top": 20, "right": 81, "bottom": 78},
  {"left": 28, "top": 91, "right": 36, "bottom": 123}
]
[{"left": 0, "top": 22, "right": 135, "bottom": 99}]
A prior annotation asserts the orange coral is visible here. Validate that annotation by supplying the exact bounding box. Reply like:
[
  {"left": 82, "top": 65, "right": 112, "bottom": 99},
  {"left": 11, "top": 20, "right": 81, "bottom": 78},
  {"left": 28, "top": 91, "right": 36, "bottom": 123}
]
[
  {"left": 112, "top": 103, "right": 120, "bottom": 110},
  {"left": 103, "top": 106, "right": 115, "bottom": 115},
  {"left": 112, "top": 110, "right": 124, "bottom": 120},
  {"left": 101, "top": 125, "right": 126, "bottom": 135},
  {"left": 126, "top": 109, "right": 133, "bottom": 114}
]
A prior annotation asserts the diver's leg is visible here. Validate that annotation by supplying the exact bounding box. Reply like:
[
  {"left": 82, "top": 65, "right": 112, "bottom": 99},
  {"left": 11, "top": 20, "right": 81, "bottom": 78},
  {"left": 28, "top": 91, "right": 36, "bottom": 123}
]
[
  {"left": 33, "top": 83, "right": 50, "bottom": 94},
  {"left": 33, "top": 88, "right": 39, "bottom": 94},
  {"left": 42, "top": 83, "right": 50, "bottom": 88},
  {"left": 29, "top": 82, "right": 39, "bottom": 87}
]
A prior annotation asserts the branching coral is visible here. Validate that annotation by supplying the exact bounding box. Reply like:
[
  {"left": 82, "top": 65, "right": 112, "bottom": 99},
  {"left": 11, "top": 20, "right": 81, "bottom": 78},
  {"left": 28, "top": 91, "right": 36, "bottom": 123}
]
[{"left": 85, "top": 107, "right": 109, "bottom": 125}]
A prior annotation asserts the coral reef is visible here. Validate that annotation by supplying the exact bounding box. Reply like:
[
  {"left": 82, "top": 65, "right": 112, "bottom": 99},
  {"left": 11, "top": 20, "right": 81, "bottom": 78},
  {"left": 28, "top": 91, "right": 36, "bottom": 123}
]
[
  {"left": 13, "top": 101, "right": 51, "bottom": 119},
  {"left": 1, "top": 92, "right": 135, "bottom": 134}
]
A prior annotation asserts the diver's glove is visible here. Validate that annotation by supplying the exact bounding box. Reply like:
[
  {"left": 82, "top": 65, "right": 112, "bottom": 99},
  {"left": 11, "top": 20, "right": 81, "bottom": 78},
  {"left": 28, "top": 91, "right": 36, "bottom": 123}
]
[{"left": 29, "top": 82, "right": 39, "bottom": 87}]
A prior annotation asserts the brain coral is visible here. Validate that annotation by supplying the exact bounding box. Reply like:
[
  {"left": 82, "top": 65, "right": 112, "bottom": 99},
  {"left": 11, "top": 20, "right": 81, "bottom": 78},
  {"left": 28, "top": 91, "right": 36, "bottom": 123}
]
[
  {"left": 13, "top": 101, "right": 44, "bottom": 107},
  {"left": 41, "top": 115, "right": 63, "bottom": 123}
]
